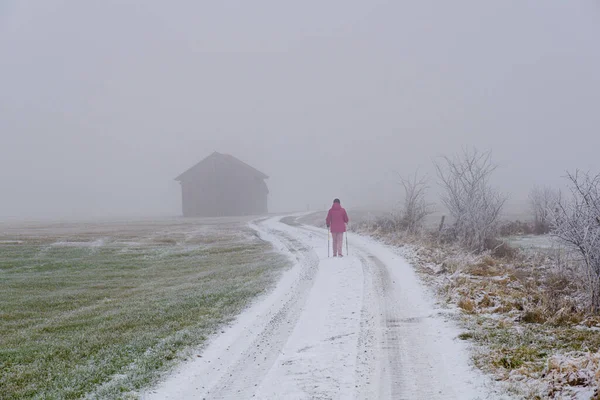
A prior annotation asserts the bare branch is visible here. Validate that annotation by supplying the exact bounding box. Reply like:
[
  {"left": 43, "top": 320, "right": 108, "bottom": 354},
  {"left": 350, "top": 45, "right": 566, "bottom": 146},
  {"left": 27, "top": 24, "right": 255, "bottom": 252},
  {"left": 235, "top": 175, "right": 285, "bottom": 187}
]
[
  {"left": 435, "top": 148, "right": 507, "bottom": 252},
  {"left": 551, "top": 170, "right": 600, "bottom": 312},
  {"left": 529, "top": 186, "right": 558, "bottom": 234},
  {"left": 395, "top": 170, "right": 434, "bottom": 233}
]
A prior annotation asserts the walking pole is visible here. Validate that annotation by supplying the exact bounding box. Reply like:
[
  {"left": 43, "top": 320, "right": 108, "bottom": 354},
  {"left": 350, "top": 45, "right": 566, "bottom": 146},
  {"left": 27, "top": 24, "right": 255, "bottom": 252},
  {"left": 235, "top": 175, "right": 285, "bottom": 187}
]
[
  {"left": 328, "top": 226, "right": 330, "bottom": 258},
  {"left": 346, "top": 231, "right": 349, "bottom": 256}
]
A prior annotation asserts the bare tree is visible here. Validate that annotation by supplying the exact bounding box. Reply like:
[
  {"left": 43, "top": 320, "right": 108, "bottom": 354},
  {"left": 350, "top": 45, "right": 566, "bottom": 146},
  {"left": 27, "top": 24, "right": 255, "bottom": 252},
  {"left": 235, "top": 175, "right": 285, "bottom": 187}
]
[
  {"left": 395, "top": 171, "right": 433, "bottom": 234},
  {"left": 551, "top": 170, "right": 600, "bottom": 312},
  {"left": 435, "top": 148, "right": 507, "bottom": 252},
  {"left": 529, "top": 186, "right": 558, "bottom": 234}
]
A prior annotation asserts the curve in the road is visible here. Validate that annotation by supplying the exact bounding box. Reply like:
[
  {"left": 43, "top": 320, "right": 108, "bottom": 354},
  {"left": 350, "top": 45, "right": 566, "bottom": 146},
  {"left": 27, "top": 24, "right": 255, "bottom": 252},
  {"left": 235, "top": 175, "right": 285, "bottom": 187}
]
[{"left": 145, "top": 215, "right": 495, "bottom": 400}]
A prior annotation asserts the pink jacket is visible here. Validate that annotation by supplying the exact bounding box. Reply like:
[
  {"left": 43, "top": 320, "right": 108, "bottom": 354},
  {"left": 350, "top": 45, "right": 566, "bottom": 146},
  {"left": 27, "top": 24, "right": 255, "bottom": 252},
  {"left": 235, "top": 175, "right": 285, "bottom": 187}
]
[{"left": 326, "top": 203, "right": 349, "bottom": 233}]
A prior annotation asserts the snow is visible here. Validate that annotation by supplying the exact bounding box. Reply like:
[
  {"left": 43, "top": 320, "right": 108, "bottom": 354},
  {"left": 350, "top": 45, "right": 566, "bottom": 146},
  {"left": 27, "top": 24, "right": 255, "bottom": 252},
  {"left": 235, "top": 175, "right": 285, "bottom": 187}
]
[
  {"left": 543, "top": 351, "right": 600, "bottom": 399},
  {"left": 143, "top": 215, "right": 507, "bottom": 399},
  {"left": 506, "top": 234, "right": 557, "bottom": 250}
]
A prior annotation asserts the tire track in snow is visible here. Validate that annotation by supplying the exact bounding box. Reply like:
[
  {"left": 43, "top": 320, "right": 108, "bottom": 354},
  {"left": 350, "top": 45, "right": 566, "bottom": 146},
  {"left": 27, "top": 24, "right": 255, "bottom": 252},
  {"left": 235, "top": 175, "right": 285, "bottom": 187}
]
[
  {"left": 349, "top": 238, "right": 490, "bottom": 400},
  {"left": 353, "top": 253, "right": 384, "bottom": 400},
  {"left": 299, "top": 224, "right": 420, "bottom": 398},
  {"left": 292, "top": 225, "right": 394, "bottom": 399},
  {"left": 147, "top": 216, "right": 496, "bottom": 400},
  {"left": 250, "top": 221, "right": 365, "bottom": 399},
  {"left": 360, "top": 253, "right": 415, "bottom": 399},
  {"left": 207, "top": 227, "right": 320, "bottom": 399},
  {"left": 144, "top": 218, "right": 319, "bottom": 400},
  {"left": 301, "top": 222, "right": 491, "bottom": 399}
]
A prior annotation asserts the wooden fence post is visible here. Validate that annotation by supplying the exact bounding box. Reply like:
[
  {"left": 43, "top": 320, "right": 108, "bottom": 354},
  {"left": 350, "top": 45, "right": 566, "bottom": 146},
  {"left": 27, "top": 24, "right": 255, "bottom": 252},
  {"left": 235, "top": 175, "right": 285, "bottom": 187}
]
[{"left": 438, "top": 215, "right": 446, "bottom": 232}]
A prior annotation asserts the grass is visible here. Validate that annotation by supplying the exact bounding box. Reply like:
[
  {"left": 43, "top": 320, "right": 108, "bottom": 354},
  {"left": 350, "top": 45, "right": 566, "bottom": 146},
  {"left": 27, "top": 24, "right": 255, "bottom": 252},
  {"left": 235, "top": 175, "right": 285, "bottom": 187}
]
[
  {"left": 457, "top": 297, "right": 476, "bottom": 314},
  {"left": 465, "top": 315, "right": 600, "bottom": 375},
  {"left": 350, "top": 217, "right": 600, "bottom": 398},
  {"left": 0, "top": 219, "right": 288, "bottom": 399}
]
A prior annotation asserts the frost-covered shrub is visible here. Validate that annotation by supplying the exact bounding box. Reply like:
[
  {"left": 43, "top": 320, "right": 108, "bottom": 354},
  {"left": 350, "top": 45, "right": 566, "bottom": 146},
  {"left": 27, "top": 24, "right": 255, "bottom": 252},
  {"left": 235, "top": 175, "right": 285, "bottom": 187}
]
[
  {"left": 529, "top": 186, "right": 558, "bottom": 234},
  {"left": 435, "top": 148, "right": 507, "bottom": 252},
  {"left": 552, "top": 170, "right": 600, "bottom": 313},
  {"left": 395, "top": 171, "right": 433, "bottom": 234}
]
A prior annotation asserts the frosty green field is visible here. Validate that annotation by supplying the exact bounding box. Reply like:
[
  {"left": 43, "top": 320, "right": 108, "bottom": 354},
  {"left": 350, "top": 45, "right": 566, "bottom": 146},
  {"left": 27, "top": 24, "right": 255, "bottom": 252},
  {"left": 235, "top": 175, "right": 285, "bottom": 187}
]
[
  {"left": 505, "top": 234, "right": 556, "bottom": 251},
  {"left": 0, "top": 218, "right": 288, "bottom": 399}
]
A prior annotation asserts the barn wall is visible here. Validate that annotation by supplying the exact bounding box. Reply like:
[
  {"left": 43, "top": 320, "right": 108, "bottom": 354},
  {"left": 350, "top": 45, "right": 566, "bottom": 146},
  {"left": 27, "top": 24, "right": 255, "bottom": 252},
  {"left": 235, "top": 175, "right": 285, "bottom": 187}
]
[{"left": 179, "top": 161, "right": 268, "bottom": 217}]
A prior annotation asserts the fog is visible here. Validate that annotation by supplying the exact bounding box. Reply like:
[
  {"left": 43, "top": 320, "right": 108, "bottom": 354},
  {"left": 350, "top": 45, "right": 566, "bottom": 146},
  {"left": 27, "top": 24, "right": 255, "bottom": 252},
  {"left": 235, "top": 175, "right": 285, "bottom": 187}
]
[{"left": 1, "top": 1, "right": 599, "bottom": 219}]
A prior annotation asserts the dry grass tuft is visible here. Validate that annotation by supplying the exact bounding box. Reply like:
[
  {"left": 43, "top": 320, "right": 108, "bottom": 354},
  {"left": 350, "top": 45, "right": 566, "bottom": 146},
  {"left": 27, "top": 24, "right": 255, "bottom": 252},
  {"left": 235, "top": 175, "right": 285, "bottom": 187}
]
[
  {"left": 521, "top": 309, "right": 547, "bottom": 324},
  {"left": 478, "top": 294, "right": 495, "bottom": 308},
  {"left": 479, "top": 255, "right": 496, "bottom": 267},
  {"left": 493, "top": 302, "right": 514, "bottom": 313},
  {"left": 465, "top": 262, "right": 501, "bottom": 277},
  {"left": 458, "top": 297, "right": 476, "bottom": 314},
  {"left": 548, "top": 307, "right": 584, "bottom": 326},
  {"left": 484, "top": 238, "right": 519, "bottom": 260}
]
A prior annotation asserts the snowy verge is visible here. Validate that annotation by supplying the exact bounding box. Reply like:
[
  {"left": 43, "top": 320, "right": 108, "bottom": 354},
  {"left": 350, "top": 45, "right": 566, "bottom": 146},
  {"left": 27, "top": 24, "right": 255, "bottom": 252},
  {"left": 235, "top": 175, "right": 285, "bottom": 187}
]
[{"left": 352, "top": 224, "right": 600, "bottom": 400}]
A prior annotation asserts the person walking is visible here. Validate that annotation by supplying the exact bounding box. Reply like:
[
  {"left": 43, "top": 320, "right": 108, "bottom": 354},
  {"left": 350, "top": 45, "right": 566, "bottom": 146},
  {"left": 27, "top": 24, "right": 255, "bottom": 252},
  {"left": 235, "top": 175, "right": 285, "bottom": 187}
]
[{"left": 326, "top": 198, "right": 349, "bottom": 257}]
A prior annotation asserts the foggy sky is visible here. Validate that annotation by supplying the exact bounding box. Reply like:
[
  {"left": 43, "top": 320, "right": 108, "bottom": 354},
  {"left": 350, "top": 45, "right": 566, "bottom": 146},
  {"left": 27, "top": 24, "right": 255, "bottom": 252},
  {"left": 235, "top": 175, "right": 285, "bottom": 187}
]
[{"left": 1, "top": 1, "right": 599, "bottom": 219}]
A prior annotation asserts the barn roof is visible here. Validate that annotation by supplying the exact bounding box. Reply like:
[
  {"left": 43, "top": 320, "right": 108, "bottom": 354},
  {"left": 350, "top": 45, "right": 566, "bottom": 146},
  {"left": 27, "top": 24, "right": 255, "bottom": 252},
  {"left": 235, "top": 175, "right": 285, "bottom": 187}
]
[{"left": 175, "top": 152, "right": 269, "bottom": 182}]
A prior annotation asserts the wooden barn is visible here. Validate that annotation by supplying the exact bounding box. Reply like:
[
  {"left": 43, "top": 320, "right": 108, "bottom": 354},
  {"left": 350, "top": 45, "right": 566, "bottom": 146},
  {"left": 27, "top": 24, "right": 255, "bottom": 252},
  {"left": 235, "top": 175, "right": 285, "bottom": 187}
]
[{"left": 175, "top": 152, "right": 269, "bottom": 217}]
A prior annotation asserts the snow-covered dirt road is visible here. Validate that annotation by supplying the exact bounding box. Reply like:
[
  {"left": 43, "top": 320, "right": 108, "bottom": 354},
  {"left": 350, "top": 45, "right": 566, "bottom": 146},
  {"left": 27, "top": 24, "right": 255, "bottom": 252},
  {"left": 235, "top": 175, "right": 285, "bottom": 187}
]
[{"left": 145, "top": 215, "right": 497, "bottom": 399}]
